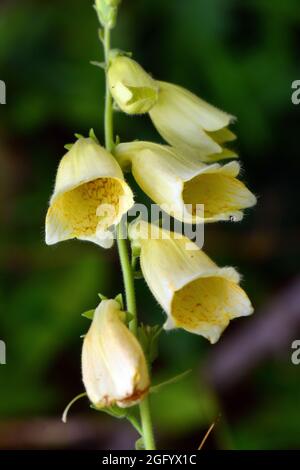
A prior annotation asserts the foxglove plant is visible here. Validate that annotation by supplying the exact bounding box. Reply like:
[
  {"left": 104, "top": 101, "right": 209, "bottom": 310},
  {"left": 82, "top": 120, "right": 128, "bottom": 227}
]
[{"left": 46, "top": 0, "right": 256, "bottom": 450}]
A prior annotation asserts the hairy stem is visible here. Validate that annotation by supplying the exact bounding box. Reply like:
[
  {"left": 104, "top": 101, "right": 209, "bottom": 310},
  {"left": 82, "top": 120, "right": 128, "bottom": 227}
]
[{"left": 103, "top": 24, "right": 156, "bottom": 451}]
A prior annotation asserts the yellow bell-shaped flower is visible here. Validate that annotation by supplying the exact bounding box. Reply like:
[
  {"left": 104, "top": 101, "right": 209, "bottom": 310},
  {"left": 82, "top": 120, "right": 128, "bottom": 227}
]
[
  {"left": 129, "top": 220, "right": 253, "bottom": 344},
  {"left": 115, "top": 141, "right": 256, "bottom": 224},
  {"left": 82, "top": 299, "right": 150, "bottom": 408},
  {"left": 149, "top": 81, "right": 236, "bottom": 162},
  {"left": 108, "top": 56, "right": 158, "bottom": 114},
  {"left": 45, "top": 137, "right": 134, "bottom": 248}
]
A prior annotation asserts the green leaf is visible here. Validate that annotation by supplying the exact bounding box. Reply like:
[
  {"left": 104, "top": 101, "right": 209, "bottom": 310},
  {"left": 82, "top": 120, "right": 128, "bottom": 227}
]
[
  {"left": 138, "top": 324, "right": 163, "bottom": 364},
  {"left": 126, "top": 408, "right": 143, "bottom": 435},
  {"left": 64, "top": 143, "right": 73, "bottom": 150},
  {"left": 90, "top": 404, "right": 142, "bottom": 435},
  {"left": 102, "top": 405, "right": 128, "bottom": 419},
  {"left": 98, "top": 293, "right": 108, "bottom": 301},
  {"left": 150, "top": 369, "right": 192, "bottom": 394},
  {"left": 90, "top": 61, "right": 106, "bottom": 70},
  {"left": 74, "top": 133, "right": 84, "bottom": 139},
  {"left": 89, "top": 128, "right": 99, "bottom": 143},
  {"left": 81, "top": 309, "right": 95, "bottom": 320},
  {"left": 114, "top": 293, "right": 124, "bottom": 309},
  {"left": 123, "top": 311, "right": 134, "bottom": 323}
]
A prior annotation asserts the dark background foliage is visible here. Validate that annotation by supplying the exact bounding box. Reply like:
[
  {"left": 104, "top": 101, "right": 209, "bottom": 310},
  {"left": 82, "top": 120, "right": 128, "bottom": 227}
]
[{"left": 0, "top": 0, "right": 299, "bottom": 449}]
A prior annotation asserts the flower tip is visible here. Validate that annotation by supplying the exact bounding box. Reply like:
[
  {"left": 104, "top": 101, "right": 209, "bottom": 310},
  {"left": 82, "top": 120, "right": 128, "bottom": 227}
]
[
  {"left": 249, "top": 192, "right": 258, "bottom": 207},
  {"left": 82, "top": 298, "right": 150, "bottom": 408},
  {"left": 108, "top": 56, "right": 158, "bottom": 114}
]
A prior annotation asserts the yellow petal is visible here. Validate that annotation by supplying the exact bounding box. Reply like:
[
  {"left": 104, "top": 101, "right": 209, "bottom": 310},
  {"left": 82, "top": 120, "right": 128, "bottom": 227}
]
[
  {"left": 130, "top": 221, "right": 253, "bottom": 344},
  {"left": 108, "top": 56, "right": 158, "bottom": 114},
  {"left": 202, "top": 147, "right": 238, "bottom": 163},
  {"left": 45, "top": 138, "right": 134, "bottom": 248},
  {"left": 149, "top": 81, "right": 235, "bottom": 159},
  {"left": 182, "top": 161, "right": 257, "bottom": 222},
  {"left": 82, "top": 299, "right": 150, "bottom": 408},
  {"left": 116, "top": 142, "right": 256, "bottom": 224},
  {"left": 170, "top": 276, "right": 253, "bottom": 344},
  {"left": 207, "top": 128, "right": 237, "bottom": 144}
]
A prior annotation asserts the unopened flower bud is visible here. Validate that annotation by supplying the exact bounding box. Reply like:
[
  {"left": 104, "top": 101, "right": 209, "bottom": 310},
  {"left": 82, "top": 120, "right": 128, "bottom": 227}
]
[
  {"left": 108, "top": 56, "right": 158, "bottom": 114},
  {"left": 82, "top": 299, "right": 150, "bottom": 408}
]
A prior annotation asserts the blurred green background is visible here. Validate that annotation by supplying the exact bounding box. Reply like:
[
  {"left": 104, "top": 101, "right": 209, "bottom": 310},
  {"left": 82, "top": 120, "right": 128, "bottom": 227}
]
[{"left": 0, "top": 0, "right": 300, "bottom": 450}]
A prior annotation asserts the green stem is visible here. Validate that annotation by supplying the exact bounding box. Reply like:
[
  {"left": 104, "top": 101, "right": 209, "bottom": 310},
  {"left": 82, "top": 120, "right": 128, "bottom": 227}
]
[
  {"left": 117, "top": 223, "right": 138, "bottom": 334},
  {"left": 140, "top": 398, "right": 156, "bottom": 450},
  {"left": 103, "top": 24, "right": 156, "bottom": 451},
  {"left": 104, "top": 27, "right": 114, "bottom": 153}
]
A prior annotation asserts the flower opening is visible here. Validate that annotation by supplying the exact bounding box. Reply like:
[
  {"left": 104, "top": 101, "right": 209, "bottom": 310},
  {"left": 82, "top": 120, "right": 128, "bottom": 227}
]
[{"left": 45, "top": 138, "right": 134, "bottom": 248}]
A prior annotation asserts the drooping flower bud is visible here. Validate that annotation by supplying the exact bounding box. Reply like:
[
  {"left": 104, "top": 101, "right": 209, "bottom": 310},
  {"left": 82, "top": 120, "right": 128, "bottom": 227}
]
[
  {"left": 82, "top": 299, "right": 150, "bottom": 408},
  {"left": 108, "top": 56, "right": 158, "bottom": 114},
  {"left": 94, "top": 0, "right": 121, "bottom": 29}
]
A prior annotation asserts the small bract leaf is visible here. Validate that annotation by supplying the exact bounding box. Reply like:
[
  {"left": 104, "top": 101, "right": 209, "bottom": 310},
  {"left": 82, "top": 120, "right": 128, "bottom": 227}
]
[
  {"left": 98, "top": 293, "right": 108, "bottom": 301},
  {"left": 91, "top": 403, "right": 128, "bottom": 419},
  {"left": 64, "top": 144, "right": 73, "bottom": 150},
  {"left": 135, "top": 437, "right": 145, "bottom": 450},
  {"left": 62, "top": 392, "right": 87, "bottom": 423},
  {"left": 138, "top": 324, "right": 163, "bottom": 364},
  {"left": 126, "top": 407, "right": 143, "bottom": 435},
  {"left": 89, "top": 128, "right": 99, "bottom": 143},
  {"left": 90, "top": 61, "right": 106, "bottom": 70},
  {"left": 150, "top": 369, "right": 192, "bottom": 394},
  {"left": 124, "top": 311, "right": 134, "bottom": 323},
  {"left": 114, "top": 293, "right": 124, "bottom": 309},
  {"left": 81, "top": 309, "right": 95, "bottom": 320}
]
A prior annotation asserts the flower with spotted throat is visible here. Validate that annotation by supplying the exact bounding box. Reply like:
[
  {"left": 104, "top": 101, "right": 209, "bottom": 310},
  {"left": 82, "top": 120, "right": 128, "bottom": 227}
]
[
  {"left": 130, "top": 220, "right": 253, "bottom": 344},
  {"left": 82, "top": 298, "right": 150, "bottom": 408},
  {"left": 45, "top": 137, "right": 134, "bottom": 248},
  {"left": 115, "top": 141, "right": 256, "bottom": 224}
]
